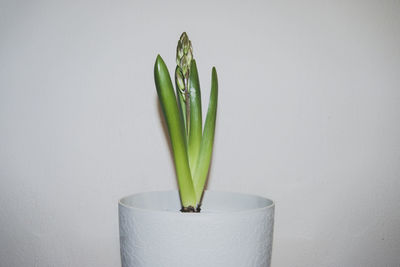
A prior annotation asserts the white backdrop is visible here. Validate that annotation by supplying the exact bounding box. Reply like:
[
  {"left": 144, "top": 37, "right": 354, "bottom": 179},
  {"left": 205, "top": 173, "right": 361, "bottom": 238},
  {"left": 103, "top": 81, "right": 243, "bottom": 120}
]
[{"left": 1, "top": 0, "right": 400, "bottom": 266}]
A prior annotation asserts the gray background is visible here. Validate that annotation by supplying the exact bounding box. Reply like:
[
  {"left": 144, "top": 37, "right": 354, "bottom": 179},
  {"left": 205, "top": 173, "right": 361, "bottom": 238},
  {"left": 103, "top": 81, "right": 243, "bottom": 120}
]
[{"left": 1, "top": 0, "right": 400, "bottom": 266}]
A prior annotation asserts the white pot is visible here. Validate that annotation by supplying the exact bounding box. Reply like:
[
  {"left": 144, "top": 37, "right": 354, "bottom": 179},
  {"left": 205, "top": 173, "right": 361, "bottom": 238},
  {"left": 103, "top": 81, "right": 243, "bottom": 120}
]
[{"left": 119, "top": 190, "right": 275, "bottom": 267}]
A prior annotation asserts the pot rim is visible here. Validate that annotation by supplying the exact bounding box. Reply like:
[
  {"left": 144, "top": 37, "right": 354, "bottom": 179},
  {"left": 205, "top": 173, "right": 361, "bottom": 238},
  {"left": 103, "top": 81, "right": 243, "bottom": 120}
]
[{"left": 119, "top": 190, "right": 274, "bottom": 215}]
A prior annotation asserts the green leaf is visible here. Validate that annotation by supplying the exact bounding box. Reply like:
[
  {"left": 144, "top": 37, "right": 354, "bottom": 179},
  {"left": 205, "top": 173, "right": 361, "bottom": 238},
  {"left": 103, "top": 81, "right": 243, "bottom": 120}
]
[
  {"left": 193, "top": 67, "right": 218, "bottom": 203},
  {"left": 188, "top": 60, "right": 202, "bottom": 174},
  {"left": 154, "top": 55, "right": 197, "bottom": 208}
]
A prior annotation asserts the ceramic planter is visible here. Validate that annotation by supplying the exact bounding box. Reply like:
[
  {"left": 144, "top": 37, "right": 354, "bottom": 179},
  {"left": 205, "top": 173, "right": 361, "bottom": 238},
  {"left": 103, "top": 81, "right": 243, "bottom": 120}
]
[{"left": 119, "top": 190, "right": 274, "bottom": 267}]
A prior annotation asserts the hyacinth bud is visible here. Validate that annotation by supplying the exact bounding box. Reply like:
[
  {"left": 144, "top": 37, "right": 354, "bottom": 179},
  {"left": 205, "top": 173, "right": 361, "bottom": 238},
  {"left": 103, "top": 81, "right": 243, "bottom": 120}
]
[
  {"left": 175, "top": 68, "right": 185, "bottom": 93},
  {"left": 176, "top": 42, "right": 183, "bottom": 65},
  {"left": 176, "top": 32, "right": 193, "bottom": 79}
]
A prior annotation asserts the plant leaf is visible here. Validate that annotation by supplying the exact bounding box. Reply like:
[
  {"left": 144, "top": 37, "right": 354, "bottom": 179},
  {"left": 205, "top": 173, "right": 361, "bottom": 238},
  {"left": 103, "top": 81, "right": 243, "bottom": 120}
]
[
  {"left": 193, "top": 67, "right": 218, "bottom": 203},
  {"left": 154, "top": 55, "right": 197, "bottom": 208},
  {"left": 188, "top": 60, "right": 202, "bottom": 174}
]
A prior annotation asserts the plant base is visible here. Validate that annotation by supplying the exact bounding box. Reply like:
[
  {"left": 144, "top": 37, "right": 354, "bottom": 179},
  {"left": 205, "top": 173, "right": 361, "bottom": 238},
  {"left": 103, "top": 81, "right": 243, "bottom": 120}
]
[{"left": 180, "top": 206, "right": 201, "bottom": 212}]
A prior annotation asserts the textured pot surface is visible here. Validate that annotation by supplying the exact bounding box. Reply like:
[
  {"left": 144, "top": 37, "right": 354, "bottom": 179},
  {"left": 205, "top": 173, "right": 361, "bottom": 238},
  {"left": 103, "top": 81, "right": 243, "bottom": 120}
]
[{"left": 119, "top": 190, "right": 274, "bottom": 267}]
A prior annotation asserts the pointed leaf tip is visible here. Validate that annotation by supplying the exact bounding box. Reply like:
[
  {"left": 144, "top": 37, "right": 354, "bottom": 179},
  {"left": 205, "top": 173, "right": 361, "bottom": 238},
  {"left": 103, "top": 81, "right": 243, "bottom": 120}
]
[
  {"left": 155, "top": 55, "right": 166, "bottom": 74},
  {"left": 155, "top": 54, "right": 163, "bottom": 64}
]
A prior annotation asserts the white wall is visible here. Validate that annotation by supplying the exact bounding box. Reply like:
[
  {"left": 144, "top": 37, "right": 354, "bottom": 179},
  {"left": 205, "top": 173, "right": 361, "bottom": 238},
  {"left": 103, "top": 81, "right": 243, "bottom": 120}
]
[{"left": 1, "top": 0, "right": 399, "bottom": 266}]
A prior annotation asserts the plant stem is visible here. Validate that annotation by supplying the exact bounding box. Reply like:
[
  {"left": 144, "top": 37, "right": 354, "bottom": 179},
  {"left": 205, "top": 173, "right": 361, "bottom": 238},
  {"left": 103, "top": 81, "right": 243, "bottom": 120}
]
[{"left": 175, "top": 67, "right": 187, "bottom": 136}]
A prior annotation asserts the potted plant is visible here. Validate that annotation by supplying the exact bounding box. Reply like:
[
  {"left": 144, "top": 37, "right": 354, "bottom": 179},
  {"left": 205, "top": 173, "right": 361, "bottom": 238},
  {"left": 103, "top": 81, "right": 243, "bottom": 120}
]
[{"left": 119, "top": 33, "right": 275, "bottom": 267}]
